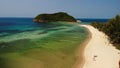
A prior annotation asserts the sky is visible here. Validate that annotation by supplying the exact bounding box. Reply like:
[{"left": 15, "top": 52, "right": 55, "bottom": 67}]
[{"left": 0, "top": 0, "right": 120, "bottom": 18}]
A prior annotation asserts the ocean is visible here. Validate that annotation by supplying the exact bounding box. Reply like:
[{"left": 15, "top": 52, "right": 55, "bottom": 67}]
[
  {"left": 77, "top": 18, "right": 109, "bottom": 24},
  {"left": 0, "top": 18, "right": 44, "bottom": 37},
  {"left": 0, "top": 18, "right": 109, "bottom": 41},
  {"left": 0, "top": 18, "right": 107, "bottom": 33},
  {"left": 0, "top": 18, "right": 69, "bottom": 41},
  {"left": 0, "top": 17, "right": 88, "bottom": 51},
  {"left": 77, "top": 18, "right": 109, "bottom": 22},
  {"left": 0, "top": 17, "right": 109, "bottom": 68}
]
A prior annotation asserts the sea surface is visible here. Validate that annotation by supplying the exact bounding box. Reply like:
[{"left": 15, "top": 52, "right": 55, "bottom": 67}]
[
  {"left": 0, "top": 18, "right": 45, "bottom": 38},
  {"left": 0, "top": 18, "right": 109, "bottom": 41},
  {"left": 77, "top": 18, "right": 109, "bottom": 24},
  {"left": 0, "top": 18, "right": 109, "bottom": 68},
  {"left": 0, "top": 17, "right": 88, "bottom": 52}
]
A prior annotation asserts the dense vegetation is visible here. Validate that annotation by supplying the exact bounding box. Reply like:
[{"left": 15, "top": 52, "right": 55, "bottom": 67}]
[
  {"left": 34, "top": 12, "right": 76, "bottom": 23},
  {"left": 91, "top": 15, "right": 120, "bottom": 50}
]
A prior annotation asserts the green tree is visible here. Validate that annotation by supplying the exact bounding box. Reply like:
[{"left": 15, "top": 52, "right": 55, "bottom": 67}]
[
  {"left": 91, "top": 15, "right": 120, "bottom": 50},
  {"left": 34, "top": 12, "right": 76, "bottom": 23}
]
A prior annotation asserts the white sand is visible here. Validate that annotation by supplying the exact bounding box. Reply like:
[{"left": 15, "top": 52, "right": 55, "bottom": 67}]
[{"left": 80, "top": 25, "right": 120, "bottom": 68}]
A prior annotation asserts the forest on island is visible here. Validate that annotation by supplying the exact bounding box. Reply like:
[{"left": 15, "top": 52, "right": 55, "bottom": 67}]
[
  {"left": 91, "top": 15, "right": 120, "bottom": 50},
  {"left": 34, "top": 12, "right": 76, "bottom": 23}
]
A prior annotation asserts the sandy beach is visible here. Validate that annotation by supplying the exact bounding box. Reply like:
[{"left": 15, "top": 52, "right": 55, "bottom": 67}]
[{"left": 80, "top": 25, "right": 120, "bottom": 68}]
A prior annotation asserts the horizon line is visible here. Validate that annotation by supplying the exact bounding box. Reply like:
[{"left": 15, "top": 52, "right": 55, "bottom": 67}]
[{"left": 0, "top": 17, "right": 111, "bottom": 19}]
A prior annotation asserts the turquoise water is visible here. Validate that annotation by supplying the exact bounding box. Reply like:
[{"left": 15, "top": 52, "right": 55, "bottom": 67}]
[
  {"left": 0, "top": 18, "right": 71, "bottom": 42},
  {"left": 0, "top": 18, "right": 60, "bottom": 38},
  {"left": 0, "top": 18, "right": 88, "bottom": 54},
  {"left": 0, "top": 18, "right": 88, "bottom": 68},
  {"left": 0, "top": 18, "right": 109, "bottom": 53},
  {"left": 0, "top": 18, "right": 109, "bottom": 68}
]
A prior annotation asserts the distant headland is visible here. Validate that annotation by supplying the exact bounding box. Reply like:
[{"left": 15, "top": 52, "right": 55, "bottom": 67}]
[{"left": 33, "top": 12, "right": 77, "bottom": 23}]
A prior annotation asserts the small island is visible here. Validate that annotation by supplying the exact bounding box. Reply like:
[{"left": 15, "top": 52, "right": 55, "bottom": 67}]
[{"left": 33, "top": 12, "right": 77, "bottom": 23}]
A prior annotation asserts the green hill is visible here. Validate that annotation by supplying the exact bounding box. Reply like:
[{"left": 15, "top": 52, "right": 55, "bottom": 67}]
[
  {"left": 91, "top": 15, "right": 120, "bottom": 50},
  {"left": 33, "top": 12, "right": 76, "bottom": 23}
]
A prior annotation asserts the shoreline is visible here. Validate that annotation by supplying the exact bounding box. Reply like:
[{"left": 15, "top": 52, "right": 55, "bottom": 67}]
[
  {"left": 74, "top": 24, "right": 92, "bottom": 68},
  {"left": 79, "top": 24, "right": 120, "bottom": 68}
]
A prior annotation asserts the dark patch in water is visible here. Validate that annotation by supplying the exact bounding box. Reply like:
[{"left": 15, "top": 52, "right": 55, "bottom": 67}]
[
  {"left": 45, "top": 28, "right": 64, "bottom": 32},
  {"left": 0, "top": 29, "right": 40, "bottom": 37},
  {"left": 38, "top": 31, "right": 48, "bottom": 34},
  {"left": 0, "top": 34, "right": 9, "bottom": 37},
  {"left": 0, "top": 30, "right": 21, "bottom": 33},
  {"left": 0, "top": 22, "right": 17, "bottom": 26},
  {"left": 48, "top": 27, "right": 65, "bottom": 31},
  {"left": 67, "top": 28, "right": 85, "bottom": 33},
  {"left": 38, "top": 28, "right": 65, "bottom": 35},
  {"left": 0, "top": 39, "right": 39, "bottom": 54}
]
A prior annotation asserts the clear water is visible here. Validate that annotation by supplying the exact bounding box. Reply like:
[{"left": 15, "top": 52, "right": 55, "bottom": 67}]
[
  {"left": 0, "top": 18, "right": 74, "bottom": 42},
  {"left": 0, "top": 17, "right": 99, "bottom": 68},
  {"left": 0, "top": 18, "right": 53, "bottom": 36},
  {"left": 0, "top": 18, "right": 109, "bottom": 42},
  {"left": 77, "top": 18, "right": 109, "bottom": 24},
  {"left": 0, "top": 18, "right": 88, "bottom": 53}
]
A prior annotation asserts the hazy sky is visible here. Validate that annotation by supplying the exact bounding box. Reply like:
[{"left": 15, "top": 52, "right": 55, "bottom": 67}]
[{"left": 0, "top": 0, "right": 120, "bottom": 18}]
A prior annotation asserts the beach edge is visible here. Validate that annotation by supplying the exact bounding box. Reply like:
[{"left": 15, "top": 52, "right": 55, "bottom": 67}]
[{"left": 73, "top": 24, "right": 92, "bottom": 68}]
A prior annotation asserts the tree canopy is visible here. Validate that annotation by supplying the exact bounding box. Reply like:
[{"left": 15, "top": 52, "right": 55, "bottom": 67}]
[
  {"left": 33, "top": 12, "right": 76, "bottom": 23},
  {"left": 91, "top": 15, "right": 120, "bottom": 50}
]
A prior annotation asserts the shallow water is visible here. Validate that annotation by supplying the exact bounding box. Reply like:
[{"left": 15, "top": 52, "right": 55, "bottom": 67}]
[
  {"left": 0, "top": 18, "right": 88, "bottom": 68},
  {"left": 0, "top": 18, "right": 88, "bottom": 52}
]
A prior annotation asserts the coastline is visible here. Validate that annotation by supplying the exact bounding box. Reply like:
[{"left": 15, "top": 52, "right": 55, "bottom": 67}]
[
  {"left": 0, "top": 23, "right": 88, "bottom": 68},
  {"left": 74, "top": 24, "right": 92, "bottom": 68},
  {"left": 80, "top": 24, "right": 120, "bottom": 68}
]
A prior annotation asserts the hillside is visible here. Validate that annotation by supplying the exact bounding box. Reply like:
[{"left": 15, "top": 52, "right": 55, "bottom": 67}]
[
  {"left": 33, "top": 12, "right": 76, "bottom": 23},
  {"left": 91, "top": 15, "right": 120, "bottom": 50}
]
